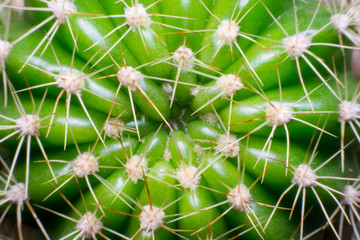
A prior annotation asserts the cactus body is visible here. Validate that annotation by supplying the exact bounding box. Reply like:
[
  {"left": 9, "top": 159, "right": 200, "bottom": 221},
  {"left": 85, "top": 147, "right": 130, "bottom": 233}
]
[{"left": 1, "top": 0, "right": 360, "bottom": 239}]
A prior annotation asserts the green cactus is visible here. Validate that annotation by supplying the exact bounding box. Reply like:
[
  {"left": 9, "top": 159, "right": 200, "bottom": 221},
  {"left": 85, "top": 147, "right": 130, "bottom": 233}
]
[{"left": 0, "top": 0, "right": 360, "bottom": 239}]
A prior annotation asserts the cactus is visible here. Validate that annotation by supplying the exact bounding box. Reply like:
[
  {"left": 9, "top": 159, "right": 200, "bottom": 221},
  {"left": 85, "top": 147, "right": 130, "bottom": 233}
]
[{"left": 1, "top": 0, "right": 360, "bottom": 239}]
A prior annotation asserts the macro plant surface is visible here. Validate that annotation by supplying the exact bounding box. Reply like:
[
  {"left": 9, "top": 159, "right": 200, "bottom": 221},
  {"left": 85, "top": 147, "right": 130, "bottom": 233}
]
[{"left": 0, "top": 0, "right": 360, "bottom": 239}]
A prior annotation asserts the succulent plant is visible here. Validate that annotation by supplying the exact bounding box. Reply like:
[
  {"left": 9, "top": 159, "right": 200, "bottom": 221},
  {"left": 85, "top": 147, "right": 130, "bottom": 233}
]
[{"left": 1, "top": 0, "right": 360, "bottom": 239}]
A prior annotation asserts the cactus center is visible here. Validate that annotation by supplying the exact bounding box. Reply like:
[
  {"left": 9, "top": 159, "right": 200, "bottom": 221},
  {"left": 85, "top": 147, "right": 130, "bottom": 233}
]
[
  {"left": 284, "top": 33, "right": 312, "bottom": 57},
  {"left": 228, "top": 184, "right": 251, "bottom": 211},
  {"left": 104, "top": 118, "right": 125, "bottom": 138},
  {"left": 48, "top": 0, "right": 76, "bottom": 23},
  {"left": 292, "top": 164, "right": 317, "bottom": 187},
  {"left": 216, "top": 19, "right": 240, "bottom": 44},
  {"left": 193, "top": 144, "right": 204, "bottom": 155},
  {"left": 117, "top": 66, "right": 144, "bottom": 90},
  {"left": 331, "top": 14, "right": 351, "bottom": 33},
  {"left": 5, "top": 183, "right": 27, "bottom": 204},
  {"left": 72, "top": 153, "right": 99, "bottom": 178},
  {"left": 190, "top": 85, "right": 201, "bottom": 96},
  {"left": 55, "top": 71, "right": 84, "bottom": 94},
  {"left": 75, "top": 212, "right": 103, "bottom": 239},
  {"left": 199, "top": 113, "right": 218, "bottom": 124},
  {"left": 125, "top": 155, "right": 147, "bottom": 183},
  {"left": 16, "top": 114, "right": 40, "bottom": 136},
  {"left": 162, "top": 147, "right": 171, "bottom": 161},
  {"left": 266, "top": 104, "right": 293, "bottom": 126},
  {"left": 139, "top": 205, "right": 165, "bottom": 231},
  {"left": 173, "top": 45, "right": 195, "bottom": 69},
  {"left": 215, "top": 134, "right": 239, "bottom": 158},
  {"left": 342, "top": 185, "right": 360, "bottom": 205},
  {"left": 0, "top": 40, "right": 11, "bottom": 63},
  {"left": 162, "top": 83, "right": 173, "bottom": 100},
  {"left": 338, "top": 100, "right": 360, "bottom": 122},
  {"left": 176, "top": 165, "right": 200, "bottom": 190},
  {"left": 217, "top": 74, "right": 244, "bottom": 96},
  {"left": 125, "top": 4, "right": 151, "bottom": 28}
]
